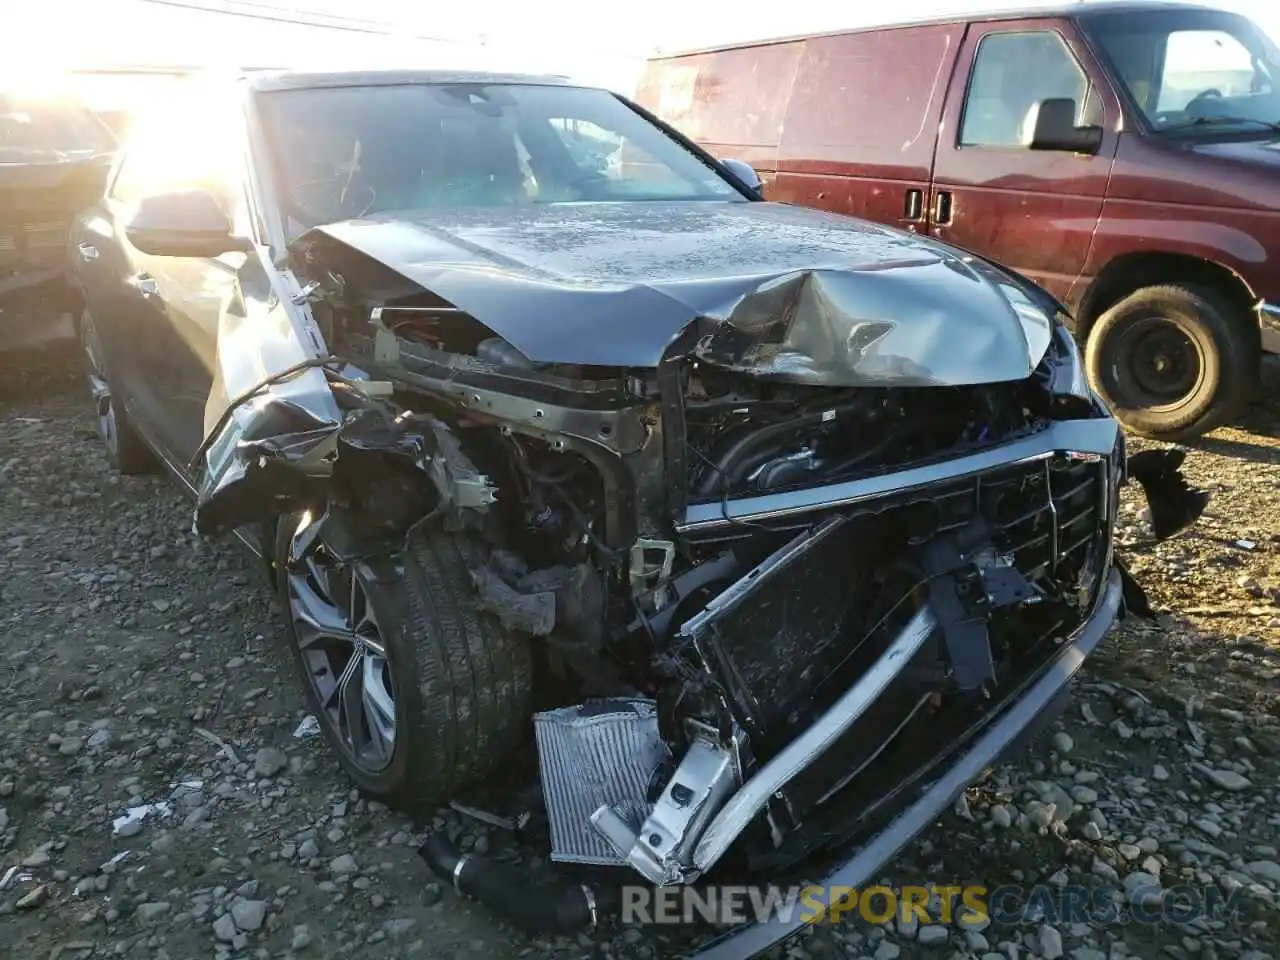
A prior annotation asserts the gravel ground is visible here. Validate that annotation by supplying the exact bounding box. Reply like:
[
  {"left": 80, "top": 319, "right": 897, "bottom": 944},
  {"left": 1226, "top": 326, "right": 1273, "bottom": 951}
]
[{"left": 1, "top": 344, "right": 1277, "bottom": 960}]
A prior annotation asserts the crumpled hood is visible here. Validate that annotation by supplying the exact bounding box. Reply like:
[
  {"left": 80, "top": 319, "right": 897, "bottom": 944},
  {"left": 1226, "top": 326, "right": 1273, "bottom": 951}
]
[{"left": 301, "top": 201, "right": 1055, "bottom": 386}]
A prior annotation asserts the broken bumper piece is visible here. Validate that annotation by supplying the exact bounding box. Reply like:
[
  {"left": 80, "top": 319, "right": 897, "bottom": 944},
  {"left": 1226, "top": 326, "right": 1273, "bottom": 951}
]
[{"left": 692, "top": 566, "right": 1123, "bottom": 960}]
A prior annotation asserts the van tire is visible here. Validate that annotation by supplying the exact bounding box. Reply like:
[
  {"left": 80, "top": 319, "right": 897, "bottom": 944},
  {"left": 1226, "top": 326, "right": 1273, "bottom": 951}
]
[{"left": 1084, "top": 284, "right": 1257, "bottom": 441}]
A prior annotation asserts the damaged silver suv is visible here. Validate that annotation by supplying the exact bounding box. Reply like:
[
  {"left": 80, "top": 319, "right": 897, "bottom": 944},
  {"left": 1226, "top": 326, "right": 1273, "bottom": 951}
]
[{"left": 69, "top": 69, "right": 1205, "bottom": 957}]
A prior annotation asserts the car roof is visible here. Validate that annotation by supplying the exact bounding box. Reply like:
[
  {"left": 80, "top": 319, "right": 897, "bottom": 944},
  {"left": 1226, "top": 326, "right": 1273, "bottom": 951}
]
[
  {"left": 243, "top": 68, "right": 580, "bottom": 94},
  {"left": 649, "top": 2, "right": 1235, "bottom": 58}
]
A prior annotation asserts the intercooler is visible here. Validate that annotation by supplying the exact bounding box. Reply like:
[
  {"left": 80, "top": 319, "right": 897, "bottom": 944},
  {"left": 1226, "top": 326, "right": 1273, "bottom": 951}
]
[{"left": 533, "top": 699, "right": 671, "bottom": 865}]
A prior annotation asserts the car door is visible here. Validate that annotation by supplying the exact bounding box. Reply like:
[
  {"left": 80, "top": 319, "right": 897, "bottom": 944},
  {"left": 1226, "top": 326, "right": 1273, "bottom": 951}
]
[
  {"left": 91, "top": 95, "right": 250, "bottom": 471},
  {"left": 76, "top": 147, "right": 173, "bottom": 458},
  {"left": 928, "top": 19, "right": 1122, "bottom": 303}
]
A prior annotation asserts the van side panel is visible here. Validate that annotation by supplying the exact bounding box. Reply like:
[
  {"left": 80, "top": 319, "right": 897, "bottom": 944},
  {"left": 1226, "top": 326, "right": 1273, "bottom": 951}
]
[
  {"left": 1081, "top": 133, "right": 1280, "bottom": 306},
  {"left": 633, "top": 44, "right": 803, "bottom": 190},
  {"left": 772, "top": 24, "right": 963, "bottom": 229}
]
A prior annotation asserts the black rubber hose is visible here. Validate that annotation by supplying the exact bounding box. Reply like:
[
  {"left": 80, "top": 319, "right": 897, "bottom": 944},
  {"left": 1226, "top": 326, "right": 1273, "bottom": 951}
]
[
  {"left": 418, "top": 832, "right": 614, "bottom": 935},
  {"left": 696, "top": 408, "right": 829, "bottom": 496}
]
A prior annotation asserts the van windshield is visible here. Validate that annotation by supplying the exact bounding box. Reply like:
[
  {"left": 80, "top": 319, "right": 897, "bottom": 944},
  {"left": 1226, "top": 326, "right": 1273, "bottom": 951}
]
[
  {"left": 257, "top": 82, "right": 745, "bottom": 230},
  {"left": 1085, "top": 8, "right": 1280, "bottom": 136}
]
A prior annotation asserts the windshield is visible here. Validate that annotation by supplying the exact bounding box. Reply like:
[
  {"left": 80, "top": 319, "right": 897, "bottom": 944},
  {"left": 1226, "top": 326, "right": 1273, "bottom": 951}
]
[
  {"left": 257, "top": 82, "right": 744, "bottom": 229},
  {"left": 0, "top": 92, "right": 116, "bottom": 159},
  {"left": 1085, "top": 8, "right": 1280, "bottom": 135}
]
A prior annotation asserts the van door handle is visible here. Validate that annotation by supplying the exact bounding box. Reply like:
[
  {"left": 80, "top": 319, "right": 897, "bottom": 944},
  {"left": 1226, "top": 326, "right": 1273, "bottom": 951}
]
[
  {"left": 904, "top": 189, "right": 924, "bottom": 221},
  {"left": 77, "top": 242, "right": 99, "bottom": 262},
  {"left": 933, "top": 190, "right": 954, "bottom": 226},
  {"left": 127, "top": 273, "right": 159, "bottom": 299}
]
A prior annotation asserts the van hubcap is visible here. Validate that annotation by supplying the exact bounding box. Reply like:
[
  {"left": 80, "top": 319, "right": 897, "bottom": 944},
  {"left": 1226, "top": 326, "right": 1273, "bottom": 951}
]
[{"left": 1117, "top": 317, "right": 1203, "bottom": 408}]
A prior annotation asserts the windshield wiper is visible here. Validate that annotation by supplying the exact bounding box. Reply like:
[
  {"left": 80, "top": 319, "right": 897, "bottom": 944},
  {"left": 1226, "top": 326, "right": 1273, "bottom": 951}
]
[{"left": 1161, "top": 115, "right": 1280, "bottom": 134}]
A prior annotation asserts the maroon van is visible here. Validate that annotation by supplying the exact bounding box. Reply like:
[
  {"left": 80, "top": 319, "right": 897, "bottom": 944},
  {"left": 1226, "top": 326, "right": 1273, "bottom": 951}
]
[{"left": 636, "top": 1, "right": 1280, "bottom": 440}]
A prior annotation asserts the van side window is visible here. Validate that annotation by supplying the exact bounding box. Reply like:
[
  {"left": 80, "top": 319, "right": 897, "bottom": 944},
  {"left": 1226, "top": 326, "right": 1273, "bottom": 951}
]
[{"left": 960, "top": 32, "right": 1090, "bottom": 147}]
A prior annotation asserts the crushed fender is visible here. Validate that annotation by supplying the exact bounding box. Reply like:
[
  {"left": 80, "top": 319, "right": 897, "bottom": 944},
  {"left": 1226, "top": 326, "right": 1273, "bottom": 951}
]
[{"left": 193, "top": 370, "right": 495, "bottom": 542}]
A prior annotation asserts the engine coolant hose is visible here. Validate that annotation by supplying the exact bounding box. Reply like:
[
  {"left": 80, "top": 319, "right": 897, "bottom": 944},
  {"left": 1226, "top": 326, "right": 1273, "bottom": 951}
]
[
  {"left": 418, "top": 832, "right": 616, "bottom": 934},
  {"left": 698, "top": 401, "right": 868, "bottom": 496}
]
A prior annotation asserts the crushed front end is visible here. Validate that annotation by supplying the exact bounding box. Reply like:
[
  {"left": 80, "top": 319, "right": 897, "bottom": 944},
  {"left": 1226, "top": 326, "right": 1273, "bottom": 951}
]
[{"left": 189, "top": 222, "right": 1204, "bottom": 959}]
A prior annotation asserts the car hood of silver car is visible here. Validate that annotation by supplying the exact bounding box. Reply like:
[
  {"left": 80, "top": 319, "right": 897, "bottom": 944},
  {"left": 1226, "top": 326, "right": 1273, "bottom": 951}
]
[{"left": 294, "top": 199, "right": 1057, "bottom": 388}]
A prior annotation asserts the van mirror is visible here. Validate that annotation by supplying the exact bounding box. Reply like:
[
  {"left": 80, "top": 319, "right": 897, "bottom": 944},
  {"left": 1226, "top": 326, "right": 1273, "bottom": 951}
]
[
  {"left": 1027, "top": 98, "right": 1103, "bottom": 154},
  {"left": 720, "top": 157, "right": 763, "bottom": 196}
]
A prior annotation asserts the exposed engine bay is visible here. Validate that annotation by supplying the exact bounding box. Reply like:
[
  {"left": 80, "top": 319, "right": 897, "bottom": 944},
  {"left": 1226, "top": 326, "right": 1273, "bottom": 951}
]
[{"left": 188, "top": 211, "right": 1208, "bottom": 953}]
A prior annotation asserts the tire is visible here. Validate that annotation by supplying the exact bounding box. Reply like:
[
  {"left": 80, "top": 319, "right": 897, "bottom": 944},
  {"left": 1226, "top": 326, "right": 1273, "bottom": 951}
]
[
  {"left": 79, "top": 308, "right": 155, "bottom": 474},
  {"left": 1084, "top": 285, "right": 1258, "bottom": 441},
  {"left": 275, "top": 520, "right": 533, "bottom": 810}
]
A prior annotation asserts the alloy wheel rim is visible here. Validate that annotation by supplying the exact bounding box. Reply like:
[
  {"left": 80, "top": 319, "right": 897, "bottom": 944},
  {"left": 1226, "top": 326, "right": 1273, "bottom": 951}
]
[
  {"left": 286, "top": 552, "right": 397, "bottom": 772},
  {"left": 81, "top": 318, "right": 118, "bottom": 454}
]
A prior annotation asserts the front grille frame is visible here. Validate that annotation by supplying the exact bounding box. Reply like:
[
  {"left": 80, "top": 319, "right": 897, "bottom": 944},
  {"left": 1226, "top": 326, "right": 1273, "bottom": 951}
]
[{"left": 671, "top": 422, "right": 1120, "bottom": 872}]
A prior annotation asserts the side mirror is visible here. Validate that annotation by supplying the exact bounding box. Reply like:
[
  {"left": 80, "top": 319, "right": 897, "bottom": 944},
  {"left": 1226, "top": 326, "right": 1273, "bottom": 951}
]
[
  {"left": 720, "top": 157, "right": 763, "bottom": 196},
  {"left": 125, "top": 188, "right": 249, "bottom": 258},
  {"left": 1027, "top": 98, "right": 1103, "bottom": 154}
]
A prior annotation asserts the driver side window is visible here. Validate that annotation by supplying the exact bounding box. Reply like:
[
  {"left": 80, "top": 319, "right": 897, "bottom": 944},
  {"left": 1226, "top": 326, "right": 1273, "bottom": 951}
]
[{"left": 960, "top": 31, "right": 1091, "bottom": 147}]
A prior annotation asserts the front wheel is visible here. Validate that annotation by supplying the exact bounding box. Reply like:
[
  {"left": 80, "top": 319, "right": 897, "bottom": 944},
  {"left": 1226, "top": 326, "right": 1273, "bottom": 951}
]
[
  {"left": 1085, "top": 285, "right": 1257, "bottom": 441},
  {"left": 275, "top": 521, "right": 533, "bottom": 809},
  {"left": 79, "top": 308, "right": 154, "bottom": 474}
]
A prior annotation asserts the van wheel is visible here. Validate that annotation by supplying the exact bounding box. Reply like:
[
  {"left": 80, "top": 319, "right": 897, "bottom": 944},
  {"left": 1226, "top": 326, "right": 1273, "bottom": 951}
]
[
  {"left": 1084, "top": 285, "right": 1257, "bottom": 441},
  {"left": 275, "top": 520, "right": 533, "bottom": 810}
]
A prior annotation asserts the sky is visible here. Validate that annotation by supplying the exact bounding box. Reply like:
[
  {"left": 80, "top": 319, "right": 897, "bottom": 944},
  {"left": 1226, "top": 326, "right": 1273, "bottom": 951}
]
[{"left": 8, "top": 0, "right": 1280, "bottom": 96}]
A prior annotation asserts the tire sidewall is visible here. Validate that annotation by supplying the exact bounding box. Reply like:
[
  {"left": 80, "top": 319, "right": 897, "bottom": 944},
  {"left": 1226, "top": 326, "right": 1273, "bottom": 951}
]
[{"left": 273, "top": 516, "right": 425, "bottom": 800}]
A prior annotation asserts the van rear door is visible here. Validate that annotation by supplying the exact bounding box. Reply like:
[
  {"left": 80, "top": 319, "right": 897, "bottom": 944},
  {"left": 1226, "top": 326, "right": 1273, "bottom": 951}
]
[
  {"left": 773, "top": 24, "right": 963, "bottom": 231},
  {"left": 927, "top": 18, "right": 1121, "bottom": 303}
]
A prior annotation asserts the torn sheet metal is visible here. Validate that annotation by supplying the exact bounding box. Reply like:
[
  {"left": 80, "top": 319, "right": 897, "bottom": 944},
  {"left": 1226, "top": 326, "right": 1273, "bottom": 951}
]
[
  {"left": 293, "top": 714, "right": 321, "bottom": 738},
  {"left": 295, "top": 200, "right": 1056, "bottom": 384},
  {"left": 449, "top": 800, "right": 531, "bottom": 832},
  {"left": 190, "top": 241, "right": 344, "bottom": 534},
  {"left": 196, "top": 392, "right": 339, "bottom": 534},
  {"left": 196, "top": 386, "right": 495, "bottom": 538},
  {"left": 188, "top": 236, "right": 501, "bottom": 536},
  {"left": 187, "top": 248, "right": 481, "bottom": 536}
]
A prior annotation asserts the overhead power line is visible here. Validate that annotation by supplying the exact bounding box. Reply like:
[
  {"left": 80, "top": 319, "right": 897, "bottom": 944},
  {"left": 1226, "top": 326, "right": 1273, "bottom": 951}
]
[
  {"left": 135, "top": 0, "right": 650, "bottom": 60},
  {"left": 198, "top": 0, "right": 401, "bottom": 31},
  {"left": 135, "top": 0, "right": 474, "bottom": 43}
]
